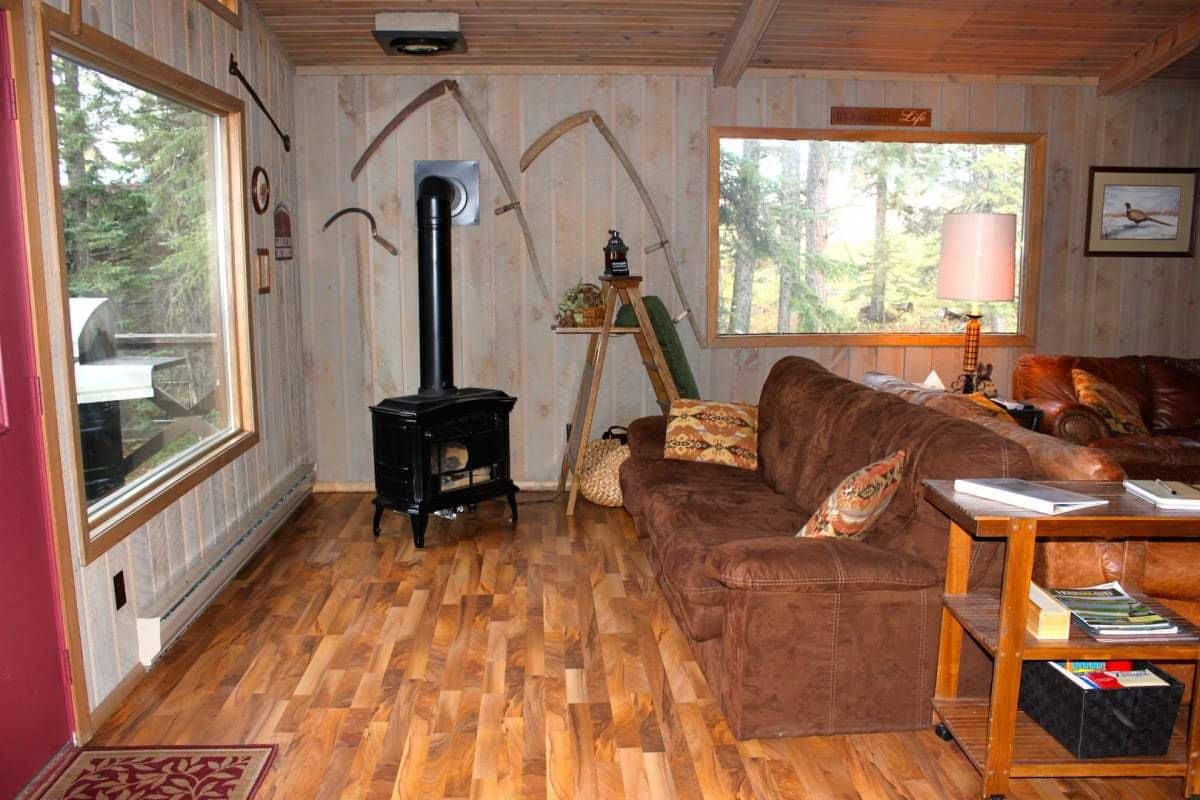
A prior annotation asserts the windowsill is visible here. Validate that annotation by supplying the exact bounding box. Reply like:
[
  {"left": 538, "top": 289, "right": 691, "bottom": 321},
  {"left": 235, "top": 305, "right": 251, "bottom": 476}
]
[
  {"left": 706, "top": 332, "right": 1036, "bottom": 349},
  {"left": 83, "top": 427, "right": 258, "bottom": 563}
]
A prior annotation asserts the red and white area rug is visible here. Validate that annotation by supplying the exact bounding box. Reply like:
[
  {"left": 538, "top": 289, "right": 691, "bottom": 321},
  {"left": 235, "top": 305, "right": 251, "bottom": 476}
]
[{"left": 32, "top": 745, "right": 275, "bottom": 800}]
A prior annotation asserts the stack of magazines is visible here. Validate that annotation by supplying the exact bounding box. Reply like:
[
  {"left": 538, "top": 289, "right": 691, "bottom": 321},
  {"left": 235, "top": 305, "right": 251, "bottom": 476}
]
[{"left": 1049, "top": 582, "right": 1195, "bottom": 641}]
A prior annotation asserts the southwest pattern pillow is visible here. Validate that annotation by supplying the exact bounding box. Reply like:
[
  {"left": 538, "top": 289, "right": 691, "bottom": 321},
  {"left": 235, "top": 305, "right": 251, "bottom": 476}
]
[
  {"left": 797, "top": 450, "right": 906, "bottom": 540},
  {"left": 1071, "top": 369, "right": 1149, "bottom": 436},
  {"left": 663, "top": 399, "right": 758, "bottom": 471}
]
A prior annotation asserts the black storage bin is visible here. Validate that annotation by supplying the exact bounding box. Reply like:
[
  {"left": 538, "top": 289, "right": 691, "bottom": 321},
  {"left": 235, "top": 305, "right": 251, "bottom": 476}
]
[{"left": 1018, "top": 661, "right": 1183, "bottom": 759}]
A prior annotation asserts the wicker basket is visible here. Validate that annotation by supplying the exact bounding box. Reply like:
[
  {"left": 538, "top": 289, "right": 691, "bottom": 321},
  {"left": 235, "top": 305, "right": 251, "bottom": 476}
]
[
  {"left": 577, "top": 433, "right": 630, "bottom": 507},
  {"left": 577, "top": 304, "right": 605, "bottom": 327}
]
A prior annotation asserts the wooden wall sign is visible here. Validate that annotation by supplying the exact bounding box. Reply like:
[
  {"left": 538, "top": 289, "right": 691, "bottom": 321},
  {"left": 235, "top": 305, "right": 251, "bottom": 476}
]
[
  {"left": 830, "top": 106, "right": 932, "bottom": 127},
  {"left": 273, "top": 203, "right": 293, "bottom": 261}
]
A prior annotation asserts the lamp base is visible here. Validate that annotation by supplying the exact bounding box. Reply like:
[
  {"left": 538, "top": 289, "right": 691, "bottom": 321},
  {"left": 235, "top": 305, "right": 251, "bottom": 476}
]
[{"left": 951, "top": 364, "right": 996, "bottom": 396}]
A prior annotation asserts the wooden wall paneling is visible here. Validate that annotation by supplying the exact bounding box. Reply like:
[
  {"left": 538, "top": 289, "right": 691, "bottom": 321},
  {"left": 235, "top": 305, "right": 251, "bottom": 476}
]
[
  {"left": 610, "top": 75, "right": 651, "bottom": 426},
  {"left": 579, "top": 75, "right": 617, "bottom": 428},
  {"left": 673, "top": 76, "right": 709, "bottom": 394},
  {"left": 522, "top": 74, "right": 557, "bottom": 481},
  {"left": 552, "top": 75, "right": 586, "bottom": 438},
  {"left": 366, "top": 75, "right": 402, "bottom": 400},
  {"left": 338, "top": 76, "right": 371, "bottom": 484},
  {"left": 489, "top": 75, "right": 526, "bottom": 477},
  {"left": 1094, "top": 89, "right": 1136, "bottom": 353},
  {"left": 641, "top": 74, "right": 679, "bottom": 413},
  {"left": 1136, "top": 85, "right": 1171, "bottom": 354},
  {"left": 302, "top": 76, "right": 346, "bottom": 483},
  {"left": 459, "top": 76, "right": 498, "bottom": 392}
]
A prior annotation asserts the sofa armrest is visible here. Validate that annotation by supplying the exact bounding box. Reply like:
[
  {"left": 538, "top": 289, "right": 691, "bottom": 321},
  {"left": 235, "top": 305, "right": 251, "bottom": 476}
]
[
  {"left": 704, "top": 536, "right": 939, "bottom": 593},
  {"left": 1035, "top": 398, "right": 1108, "bottom": 445},
  {"left": 627, "top": 415, "right": 667, "bottom": 460}
]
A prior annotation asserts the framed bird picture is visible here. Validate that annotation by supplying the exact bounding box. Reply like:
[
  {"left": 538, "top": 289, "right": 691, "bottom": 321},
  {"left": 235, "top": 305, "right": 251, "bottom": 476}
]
[{"left": 1085, "top": 166, "right": 1198, "bottom": 256}]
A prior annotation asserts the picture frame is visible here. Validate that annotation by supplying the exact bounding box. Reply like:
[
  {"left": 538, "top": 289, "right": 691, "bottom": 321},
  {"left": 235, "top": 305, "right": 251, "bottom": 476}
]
[
  {"left": 256, "top": 248, "right": 271, "bottom": 294},
  {"left": 1085, "top": 167, "right": 1198, "bottom": 257}
]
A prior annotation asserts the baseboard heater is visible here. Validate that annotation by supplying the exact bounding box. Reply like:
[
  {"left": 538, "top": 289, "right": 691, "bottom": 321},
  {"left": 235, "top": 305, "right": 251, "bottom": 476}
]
[{"left": 135, "top": 464, "right": 314, "bottom": 666}]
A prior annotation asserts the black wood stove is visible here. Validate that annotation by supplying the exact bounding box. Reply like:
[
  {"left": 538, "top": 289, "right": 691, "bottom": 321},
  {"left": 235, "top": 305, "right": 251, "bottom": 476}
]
[{"left": 370, "top": 176, "right": 518, "bottom": 547}]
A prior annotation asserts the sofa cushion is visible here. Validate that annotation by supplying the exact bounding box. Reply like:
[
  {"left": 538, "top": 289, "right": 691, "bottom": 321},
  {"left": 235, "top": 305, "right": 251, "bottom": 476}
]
[
  {"left": 797, "top": 450, "right": 905, "bottom": 540},
  {"left": 619, "top": 455, "right": 768, "bottom": 520},
  {"left": 1145, "top": 358, "right": 1200, "bottom": 432},
  {"left": 1089, "top": 435, "right": 1200, "bottom": 482},
  {"left": 1072, "top": 369, "right": 1150, "bottom": 436},
  {"left": 645, "top": 494, "right": 804, "bottom": 641},
  {"left": 664, "top": 399, "right": 759, "bottom": 470}
]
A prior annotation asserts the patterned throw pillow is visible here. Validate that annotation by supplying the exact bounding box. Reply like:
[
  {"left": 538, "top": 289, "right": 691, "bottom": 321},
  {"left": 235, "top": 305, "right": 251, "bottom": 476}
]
[
  {"left": 1071, "top": 369, "right": 1149, "bottom": 436},
  {"left": 663, "top": 399, "right": 758, "bottom": 471},
  {"left": 797, "top": 450, "right": 906, "bottom": 540}
]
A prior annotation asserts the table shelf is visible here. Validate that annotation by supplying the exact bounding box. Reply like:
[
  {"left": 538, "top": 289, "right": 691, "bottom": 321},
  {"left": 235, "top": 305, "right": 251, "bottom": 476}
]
[
  {"left": 932, "top": 697, "right": 1189, "bottom": 779},
  {"left": 924, "top": 479, "right": 1200, "bottom": 798},
  {"left": 943, "top": 592, "right": 1200, "bottom": 661},
  {"left": 552, "top": 325, "right": 642, "bottom": 335}
]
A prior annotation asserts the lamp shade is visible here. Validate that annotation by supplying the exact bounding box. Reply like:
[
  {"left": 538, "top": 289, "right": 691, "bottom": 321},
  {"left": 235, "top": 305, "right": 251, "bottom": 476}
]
[{"left": 936, "top": 213, "right": 1017, "bottom": 302}]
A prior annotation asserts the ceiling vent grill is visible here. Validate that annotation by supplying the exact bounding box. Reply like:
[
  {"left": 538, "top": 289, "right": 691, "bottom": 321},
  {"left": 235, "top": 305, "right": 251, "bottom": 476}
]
[{"left": 374, "top": 12, "right": 466, "bottom": 55}]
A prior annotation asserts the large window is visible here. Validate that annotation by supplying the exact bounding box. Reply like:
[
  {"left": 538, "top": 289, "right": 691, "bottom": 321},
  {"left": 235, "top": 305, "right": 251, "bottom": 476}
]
[
  {"left": 44, "top": 13, "right": 255, "bottom": 556},
  {"left": 707, "top": 128, "right": 1044, "bottom": 347}
]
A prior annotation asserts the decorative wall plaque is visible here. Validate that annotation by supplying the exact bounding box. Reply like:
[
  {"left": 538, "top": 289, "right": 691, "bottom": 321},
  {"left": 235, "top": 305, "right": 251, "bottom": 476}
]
[
  {"left": 830, "top": 106, "right": 932, "bottom": 128},
  {"left": 274, "top": 203, "right": 293, "bottom": 261}
]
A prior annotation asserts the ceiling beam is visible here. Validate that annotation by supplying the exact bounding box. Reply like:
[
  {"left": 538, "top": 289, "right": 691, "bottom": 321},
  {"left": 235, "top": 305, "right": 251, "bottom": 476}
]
[
  {"left": 712, "top": 0, "right": 783, "bottom": 88},
  {"left": 1097, "top": 7, "right": 1200, "bottom": 96}
]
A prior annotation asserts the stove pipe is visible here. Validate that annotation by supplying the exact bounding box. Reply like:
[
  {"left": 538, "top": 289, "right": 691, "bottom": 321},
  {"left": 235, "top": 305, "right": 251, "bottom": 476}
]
[{"left": 417, "top": 176, "right": 456, "bottom": 396}]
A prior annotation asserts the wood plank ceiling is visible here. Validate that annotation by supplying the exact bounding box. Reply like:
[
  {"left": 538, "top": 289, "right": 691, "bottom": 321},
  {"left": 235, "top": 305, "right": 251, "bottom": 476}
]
[{"left": 259, "top": 0, "right": 1200, "bottom": 83}]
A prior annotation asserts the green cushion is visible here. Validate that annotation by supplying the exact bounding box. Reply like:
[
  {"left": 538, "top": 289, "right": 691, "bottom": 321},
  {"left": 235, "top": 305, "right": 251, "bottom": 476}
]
[{"left": 614, "top": 296, "right": 700, "bottom": 400}]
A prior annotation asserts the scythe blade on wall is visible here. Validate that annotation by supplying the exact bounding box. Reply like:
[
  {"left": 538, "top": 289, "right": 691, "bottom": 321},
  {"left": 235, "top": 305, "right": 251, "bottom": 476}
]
[
  {"left": 520, "top": 110, "right": 701, "bottom": 347},
  {"left": 351, "top": 80, "right": 550, "bottom": 302}
]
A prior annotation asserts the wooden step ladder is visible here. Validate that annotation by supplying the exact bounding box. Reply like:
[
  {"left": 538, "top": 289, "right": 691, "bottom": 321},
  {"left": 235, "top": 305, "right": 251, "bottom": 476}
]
[{"left": 556, "top": 275, "right": 680, "bottom": 515}]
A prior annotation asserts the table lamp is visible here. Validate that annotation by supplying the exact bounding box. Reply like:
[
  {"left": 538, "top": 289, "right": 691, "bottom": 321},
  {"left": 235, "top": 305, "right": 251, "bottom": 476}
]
[{"left": 937, "top": 213, "right": 1016, "bottom": 394}]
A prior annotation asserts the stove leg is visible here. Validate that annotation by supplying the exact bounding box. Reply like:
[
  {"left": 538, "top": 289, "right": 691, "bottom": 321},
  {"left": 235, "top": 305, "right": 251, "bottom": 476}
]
[
  {"left": 409, "top": 512, "right": 428, "bottom": 548},
  {"left": 372, "top": 499, "right": 384, "bottom": 537},
  {"left": 507, "top": 491, "right": 518, "bottom": 525}
]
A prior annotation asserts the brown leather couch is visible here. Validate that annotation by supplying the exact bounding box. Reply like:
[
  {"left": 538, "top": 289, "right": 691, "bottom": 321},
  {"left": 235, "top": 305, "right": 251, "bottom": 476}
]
[
  {"left": 619, "top": 357, "right": 1034, "bottom": 738},
  {"left": 1012, "top": 354, "right": 1200, "bottom": 482},
  {"left": 866, "top": 370, "right": 1200, "bottom": 627}
]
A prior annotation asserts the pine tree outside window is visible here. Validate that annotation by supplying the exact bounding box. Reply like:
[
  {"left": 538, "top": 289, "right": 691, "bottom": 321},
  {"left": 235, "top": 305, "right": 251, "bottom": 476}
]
[
  {"left": 707, "top": 128, "right": 1045, "bottom": 347},
  {"left": 43, "top": 17, "right": 256, "bottom": 559}
]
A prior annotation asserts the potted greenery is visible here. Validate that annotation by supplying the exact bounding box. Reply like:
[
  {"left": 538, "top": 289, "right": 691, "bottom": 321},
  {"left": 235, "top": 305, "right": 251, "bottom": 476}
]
[{"left": 556, "top": 282, "right": 603, "bottom": 327}]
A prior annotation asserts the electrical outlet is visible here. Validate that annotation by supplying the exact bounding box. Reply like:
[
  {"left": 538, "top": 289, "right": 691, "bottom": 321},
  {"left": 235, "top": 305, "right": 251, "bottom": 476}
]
[{"left": 113, "top": 570, "right": 126, "bottom": 610}]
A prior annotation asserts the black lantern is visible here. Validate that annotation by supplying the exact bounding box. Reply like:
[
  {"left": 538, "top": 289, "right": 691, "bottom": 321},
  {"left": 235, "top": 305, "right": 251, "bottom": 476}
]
[{"left": 604, "top": 229, "right": 630, "bottom": 277}]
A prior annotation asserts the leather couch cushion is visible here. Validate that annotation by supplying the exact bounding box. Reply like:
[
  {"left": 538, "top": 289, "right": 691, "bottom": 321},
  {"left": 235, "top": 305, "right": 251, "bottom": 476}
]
[
  {"left": 1145, "top": 358, "right": 1200, "bottom": 432},
  {"left": 1089, "top": 435, "right": 1200, "bottom": 482},
  {"left": 1013, "top": 354, "right": 1152, "bottom": 419}
]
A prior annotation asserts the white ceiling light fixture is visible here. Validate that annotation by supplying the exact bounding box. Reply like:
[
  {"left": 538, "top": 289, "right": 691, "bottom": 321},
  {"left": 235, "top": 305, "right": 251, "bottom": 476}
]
[{"left": 373, "top": 12, "right": 467, "bottom": 55}]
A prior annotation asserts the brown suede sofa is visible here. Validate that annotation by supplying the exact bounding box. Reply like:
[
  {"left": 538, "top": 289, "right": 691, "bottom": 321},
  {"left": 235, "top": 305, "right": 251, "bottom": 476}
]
[
  {"left": 865, "top": 370, "right": 1200, "bottom": 627},
  {"left": 619, "top": 357, "right": 1033, "bottom": 739},
  {"left": 1012, "top": 354, "right": 1200, "bottom": 481}
]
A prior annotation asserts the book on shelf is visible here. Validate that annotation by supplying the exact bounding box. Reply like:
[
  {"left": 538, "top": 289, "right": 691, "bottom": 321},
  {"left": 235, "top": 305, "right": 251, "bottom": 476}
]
[
  {"left": 1049, "top": 661, "right": 1171, "bottom": 690},
  {"left": 1026, "top": 582, "right": 1071, "bottom": 640},
  {"left": 952, "top": 478, "right": 1109, "bottom": 515},
  {"left": 1124, "top": 479, "right": 1200, "bottom": 510},
  {"left": 1048, "top": 581, "right": 1194, "bottom": 640}
]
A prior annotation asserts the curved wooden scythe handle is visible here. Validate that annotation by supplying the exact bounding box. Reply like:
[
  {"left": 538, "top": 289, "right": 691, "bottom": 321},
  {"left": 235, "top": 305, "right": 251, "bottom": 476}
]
[
  {"left": 519, "top": 111, "right": 597, "bottom": 173},
  {"left": 519, "top": 110, "right": 702, "bottom": 345},
  {"left": 350, "top": 79, "right": 455, "bottom": 181}
]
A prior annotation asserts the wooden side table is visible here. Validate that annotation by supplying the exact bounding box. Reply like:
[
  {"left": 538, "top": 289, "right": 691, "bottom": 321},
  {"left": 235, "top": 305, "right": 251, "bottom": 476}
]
[{"left": 923, "top": 480, "right": 1200, "bottom": 800}]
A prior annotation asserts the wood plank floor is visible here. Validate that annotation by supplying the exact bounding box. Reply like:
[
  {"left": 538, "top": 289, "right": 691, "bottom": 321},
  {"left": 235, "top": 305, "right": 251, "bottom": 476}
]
[{"left": 96, "top": 493, "right": 1186, "bottom": 799}]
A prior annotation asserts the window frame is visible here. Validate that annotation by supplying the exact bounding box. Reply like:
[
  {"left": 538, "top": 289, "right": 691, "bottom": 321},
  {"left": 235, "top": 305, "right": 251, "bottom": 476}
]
[
  {"left": 40, "top": 7, "right": 258, "bottom": 563},
  {"left": 706, "top": 126, "right": 1046, "bottom": 349},
  {"left": 196, "top": 0, "right": 243, "bottom": 31}
]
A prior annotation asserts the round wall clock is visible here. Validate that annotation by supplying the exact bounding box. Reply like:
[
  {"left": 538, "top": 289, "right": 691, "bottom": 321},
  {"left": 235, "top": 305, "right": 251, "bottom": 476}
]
[{"left": 251, "top": 166, "right": 270, "bottom": 215}]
